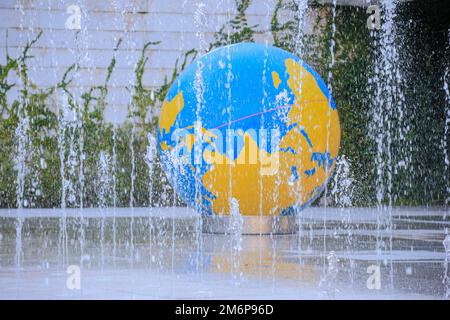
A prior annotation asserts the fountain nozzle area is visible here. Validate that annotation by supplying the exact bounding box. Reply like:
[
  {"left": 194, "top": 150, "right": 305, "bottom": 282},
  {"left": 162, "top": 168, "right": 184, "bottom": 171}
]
[{"left": 201, "top": 215, "right": 298, "bottom": 235}]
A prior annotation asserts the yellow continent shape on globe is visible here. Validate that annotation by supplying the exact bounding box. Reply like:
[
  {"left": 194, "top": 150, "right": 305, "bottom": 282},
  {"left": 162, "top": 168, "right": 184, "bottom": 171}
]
[
  {"left": 272, "top": 71, "right": 281, "bottom": 89},
  {"left": 202, "top": 58, "right": 340, "bottom": 216},
  {"left": 159, "top": 91, "right": 184, "bottom": 135}
]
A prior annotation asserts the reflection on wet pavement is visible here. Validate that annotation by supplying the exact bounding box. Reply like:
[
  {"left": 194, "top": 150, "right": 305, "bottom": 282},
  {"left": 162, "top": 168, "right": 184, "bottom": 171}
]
[{"left": 0, "top": 207, "right": 448, "bottom": 299}]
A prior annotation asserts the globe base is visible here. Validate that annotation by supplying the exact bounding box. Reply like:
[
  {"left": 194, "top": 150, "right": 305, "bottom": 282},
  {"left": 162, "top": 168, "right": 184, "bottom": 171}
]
[{"left": 202, "top": 215, "right": 298, "bottom": 235}]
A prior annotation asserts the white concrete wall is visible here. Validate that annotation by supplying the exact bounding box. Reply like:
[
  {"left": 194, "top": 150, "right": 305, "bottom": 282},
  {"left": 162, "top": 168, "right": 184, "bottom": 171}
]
[{"left": 0, "top": 0, "right": 316, "bottom": 122}]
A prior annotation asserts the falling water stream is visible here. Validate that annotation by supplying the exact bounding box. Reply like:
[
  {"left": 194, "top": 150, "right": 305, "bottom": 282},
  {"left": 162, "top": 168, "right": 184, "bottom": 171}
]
[
  {"left": 369, "top": 0, "right": 407, "bottom": 292},
  {"left": 443, "top": 30, "right": 450, "bottom": 214},
  {"left": 193, "top": 0, "right": 207, "bottom": 281},
  {"left": 13, "top": 0, "right": 29, "bottom": 272},
  {"left": 322, "top": 0, "right": 337, "bottom": 295}
]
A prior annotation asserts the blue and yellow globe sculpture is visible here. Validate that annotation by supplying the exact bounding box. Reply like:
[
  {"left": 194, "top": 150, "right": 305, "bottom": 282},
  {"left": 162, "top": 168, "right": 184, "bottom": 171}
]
[{"left": 158, "top": 43, "right": 340, "bottom": 216}]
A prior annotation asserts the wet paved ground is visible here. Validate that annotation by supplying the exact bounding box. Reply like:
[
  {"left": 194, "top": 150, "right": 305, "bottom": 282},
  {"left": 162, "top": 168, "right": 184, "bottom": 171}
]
[{"left": 0, "top": 207, "right": 449, "bottom": 299}]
